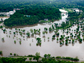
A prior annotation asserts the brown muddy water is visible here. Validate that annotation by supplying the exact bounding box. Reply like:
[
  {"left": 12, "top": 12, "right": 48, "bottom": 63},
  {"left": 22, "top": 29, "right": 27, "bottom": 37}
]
[{"left": 0, "top": 13, "right": 84, "bottom": 61}]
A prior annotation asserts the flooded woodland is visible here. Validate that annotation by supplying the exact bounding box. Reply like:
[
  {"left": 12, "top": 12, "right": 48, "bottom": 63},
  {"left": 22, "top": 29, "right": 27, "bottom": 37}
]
[{"left": 0, "top": 12, "right": 84, "bottom": 61}]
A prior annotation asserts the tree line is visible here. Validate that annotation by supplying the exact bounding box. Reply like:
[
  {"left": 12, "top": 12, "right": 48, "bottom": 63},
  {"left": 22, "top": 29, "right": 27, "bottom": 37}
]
[{"left": 1, "top": 0, "right": 84, "bottom": 12}]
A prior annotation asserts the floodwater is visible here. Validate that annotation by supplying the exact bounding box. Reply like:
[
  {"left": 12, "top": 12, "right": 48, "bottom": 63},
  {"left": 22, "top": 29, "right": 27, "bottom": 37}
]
[
  {"left": 0, "top": 17, "right": 9, "bottom": 21},
  {"left": 0, "top": 11, "right": 84, "bottom": 61}
]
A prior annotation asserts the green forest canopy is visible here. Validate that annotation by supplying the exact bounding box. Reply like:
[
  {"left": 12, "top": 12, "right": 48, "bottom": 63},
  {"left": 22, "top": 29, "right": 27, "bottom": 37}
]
[
  {"left": 4, "top": 6, "right": 61, "bottom": 27},
  {"left": 0, "top": 0, "right": 84, "bottom": 12}
]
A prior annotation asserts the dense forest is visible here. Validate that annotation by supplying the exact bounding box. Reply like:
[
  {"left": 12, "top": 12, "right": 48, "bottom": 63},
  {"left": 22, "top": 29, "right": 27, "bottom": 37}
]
[
  {"left": 2, "top": 0, "right": 84, "bottom": 26},
  {"left": 0, "top": 0, "right": 84, "bottom": 12},
  {"left": 4, "top": 6, "right": 61, "bottom": 27}
]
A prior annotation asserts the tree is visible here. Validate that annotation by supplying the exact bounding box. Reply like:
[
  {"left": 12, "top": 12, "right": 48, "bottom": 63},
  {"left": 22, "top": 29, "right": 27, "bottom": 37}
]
[
  {"left": 35, "top": 52, "right": 40, "bottom": 62},
  {"left": 79, "top": 38, "right": 82, "bottom": 43},
  {"left": 0, "top": 59, "right": 3, "bottom": 63},
  {"left": 61, "top": 22, "right": 66, "bottom": 29},
  {"left": 36, "top": 38, "right": 41, "bottom": 43},
  {"left": 65, "top": 39, "right": 68, "bottom": 45},
  {"left": 42, "top": 31, "right": 45, "bottom": 37},
  {"left": 19, "top": 32, "right": 22, "bottom": 36},
  {"left": 57, "top": 37, "right": 59, "bottom": 42},
  {"left": 54, "top": 23, "right": 58, "bottom": 28},
  {"left": 44, "top": 54, "right": 47, "bottom": 59},
  {"left": 26, "top": 32, "right": 30, "bottom": 37},
  {"left": 14, "top": 53, "right": 16, "bottom": 56},
  {"left": 36, "top": 38, "right": 41, "bottom": 46},
  {"left": 47, "top": 54, "right": 51, "bottom": 58},
  {"left": 52, "top": 25, "right": 54, "bottom": 30},
  {"left": 0, "top": 51, "right": 2, "bottom": 55},
  {"left": 72, "top": 39, "right": 74, "bottom": 44},
  {"left": 15, "top": 28, "right": 17, "bottom": 31},
  {"left": 52, "top": 35, "right": 55, "bottom": 38},
  {"left": 13, "top": 32, "right": 15, "bottom": 35},
  {"left": 3, "top": 29, "right": 6, "bottom": 33},
  {"left": 44, "top": 27, "right": 48, "bottom": 31},
  {"left": 14, "top": 40, "right": 16, "bottom": 44},
  {"left": 19, "top": 41, "right": 21, "bottom": 44},
  {"left": 2, "top": 38, "right": 4, "bottom": 42},
  {"left": 48, "top": 37, "right": 49, "bottom": 41},
  {"left": 49, "top": 27, "right": 52, "bottom": 32},
  {"left": 56, "top": 33, "right": 59, "bottom": 37},
  {"left": 9, "top": 31, "right": 11, "bottom": 34},
  {"left": 30, "top": 29, "right": 33, "bottom": 33},
  {"left": 10, "top": 53, "right": 12, "bottom": 55},
  {"left": 29, "top": 58, "right": 32, "bottom": 61}
]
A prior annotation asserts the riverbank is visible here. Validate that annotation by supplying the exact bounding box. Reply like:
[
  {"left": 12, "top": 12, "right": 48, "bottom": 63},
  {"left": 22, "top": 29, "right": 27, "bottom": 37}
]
[{"left": 0, "top": 55, "right": 80, "bottom": 63}]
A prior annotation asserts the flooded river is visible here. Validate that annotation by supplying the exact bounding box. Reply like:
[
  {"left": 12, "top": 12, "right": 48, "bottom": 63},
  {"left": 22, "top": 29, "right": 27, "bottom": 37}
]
[{"left": 0, "top": 12, "right": 84, "bottom": 61}]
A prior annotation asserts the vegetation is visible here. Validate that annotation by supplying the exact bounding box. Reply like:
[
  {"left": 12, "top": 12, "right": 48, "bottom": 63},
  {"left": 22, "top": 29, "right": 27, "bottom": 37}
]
[
  {"left": 56, "top": 56, "right": 79, "bottom": 61},
  {"left": 54, "top": 11, "right": 84, "bottom": 30},
  {"left": 0, "top": 51, "right": 2, "bottom": 55},
  {"left": 0, "top": 54, "right": 80, "bottom": 63},
  {"left": 36, "top": 38, "right": 41, "bottom": 46},
  {"left": 1, "top": 0, "right": 84, "bottom": 12},
  {"left": 4, "top": 6, "right": 61, "bottom": 27},
  {"left": 10, "top": 53, "right": 12, "bottom": 55},
  {"left": 0, "top": 57, "right": 27, "bottom": 63},
  {"left": 0, "top": 0, "right": 84, "bottom": 62},
  {"left": 39, "top": 20, "right": 50, "bottom": 23}
]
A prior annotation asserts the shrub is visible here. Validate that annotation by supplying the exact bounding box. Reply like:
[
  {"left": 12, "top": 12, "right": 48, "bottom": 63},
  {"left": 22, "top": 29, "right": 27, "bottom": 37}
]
[
  {"left": 73, "top": 58, "right": 79, "bottom": 61},
  {"left": 10, "top": 53, "right": 12, "bottom": 55},
  {"left": 65, "top": 57, "right": 71, "bottom": 60},
  {"left": 14, "top": 53, "right": 16, "bottom": 56},
  {"left": 62, "top": 57, "right": 66, "bottom": 59},
  {"left": 56, "top": 56, "right": 61, "bottom": 59},
  {"left": 28, "top": 55, "right": 35, "bottom": 57},
  {"left": 0, "top": 51, "right": 2, "bottom": 55}
]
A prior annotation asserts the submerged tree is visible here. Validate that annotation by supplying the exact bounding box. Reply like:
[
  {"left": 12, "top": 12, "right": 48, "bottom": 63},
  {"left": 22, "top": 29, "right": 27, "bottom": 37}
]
[
  {"left": 42, "top": 31, "right": 45, "bottom": 37},
  {"left": 0, "top": 51, "right": 2, "bottom": 56},
  {"left": 52, "top": 35, "right": 55, "bottom": 40},
  {"left": 14, "top": 40, "right": 16, "bottom": 44},
  {"left": 3, "top": 29, "right": 6, "bottom": 33},
  {"left": 30, "top": 29, "right": 33, "bottom": 33},
  {"left": 79, "top": 38, "right": 82, "bottom": 43},
  {"left": 44, "top": 27, "right": 48, "bottom": 32},
  {"left": 36, "top": 38, "right": 41, "bottom": 46},
  {"left": 56, "top": 33, "right": 59, "bottom": 37},
  {"left": 49, "top": 27, "right": 52, "bottom": 32},
  {"left": 2, "top": 38, "right": 4, "bottom": 42},
  {"left": 26, "top": 32, "right": 30, "bottom": 37}
]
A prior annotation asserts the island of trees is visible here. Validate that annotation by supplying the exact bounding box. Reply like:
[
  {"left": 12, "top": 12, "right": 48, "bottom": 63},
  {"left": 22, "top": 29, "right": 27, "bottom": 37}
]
[{"left": 4, "top": 6, "right": 61, "bottom": 27}]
